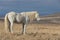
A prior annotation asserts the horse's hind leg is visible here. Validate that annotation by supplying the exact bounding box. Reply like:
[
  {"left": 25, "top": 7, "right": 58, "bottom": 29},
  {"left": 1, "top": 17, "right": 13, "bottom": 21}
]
[
  {"left": 10, "top": 22, "right": 13, "bottom": 34},
  {"left": 9, "top": 18, "right": 14, "bottom": 34}
]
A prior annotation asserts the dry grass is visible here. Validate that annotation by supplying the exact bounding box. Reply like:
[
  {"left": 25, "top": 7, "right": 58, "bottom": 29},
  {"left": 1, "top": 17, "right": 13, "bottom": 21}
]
[{"left": 0, "top": 20, "right": 60, "bottom": 40}]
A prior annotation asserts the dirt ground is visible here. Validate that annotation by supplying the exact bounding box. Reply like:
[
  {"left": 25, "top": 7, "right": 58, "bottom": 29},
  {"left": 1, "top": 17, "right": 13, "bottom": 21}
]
[{"left": 0, "top": 20, "right": 60, "bottom": 40}]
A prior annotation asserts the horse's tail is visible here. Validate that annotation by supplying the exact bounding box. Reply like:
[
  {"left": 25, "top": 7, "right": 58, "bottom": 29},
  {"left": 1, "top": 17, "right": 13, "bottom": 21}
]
[{"left": 4, "top": 14, "right": 9, "bottom": 33}]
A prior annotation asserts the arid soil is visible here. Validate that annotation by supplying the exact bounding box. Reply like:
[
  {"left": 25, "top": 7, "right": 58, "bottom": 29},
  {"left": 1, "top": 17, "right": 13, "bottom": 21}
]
[{"left": 0, "top": 20, "right": 60, "bottom": 40}]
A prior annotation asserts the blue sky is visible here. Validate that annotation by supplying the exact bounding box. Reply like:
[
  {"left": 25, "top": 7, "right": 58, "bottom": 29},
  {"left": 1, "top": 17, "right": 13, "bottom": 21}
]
[{"left": 0, "top": 0, "right": 60, "bottom": 17}]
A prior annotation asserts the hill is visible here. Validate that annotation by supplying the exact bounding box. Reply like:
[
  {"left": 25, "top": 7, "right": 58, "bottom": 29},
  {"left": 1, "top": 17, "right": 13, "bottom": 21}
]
[
  {"left": 40, "top": 12, "right": 60, "bottom": 24},
  {"left": 42, "top": 12, "right": 60, "bottom": 17}
]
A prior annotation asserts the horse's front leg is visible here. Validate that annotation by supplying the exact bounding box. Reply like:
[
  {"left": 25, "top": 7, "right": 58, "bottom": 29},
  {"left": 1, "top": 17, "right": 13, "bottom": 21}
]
[{"left": 22, "top": 23, "right": 27, "bottom": 35}]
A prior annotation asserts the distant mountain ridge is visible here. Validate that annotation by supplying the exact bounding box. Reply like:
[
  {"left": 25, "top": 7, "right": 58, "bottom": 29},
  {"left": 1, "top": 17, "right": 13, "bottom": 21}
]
[
  {"left": 44, "top": 12, "right": 60, "bottom": 17},
  {"left": 40, "top": 12, "right": 60, "bottom": 24}
]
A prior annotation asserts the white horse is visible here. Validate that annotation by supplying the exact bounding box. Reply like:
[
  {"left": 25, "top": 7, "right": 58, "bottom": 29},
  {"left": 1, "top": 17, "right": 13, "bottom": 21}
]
[
  {"left": 5, "top": 11, "right": 40, "bottom": 35},
  {"left": 5, "top": 11, "right": 30, "bottom": 35}
]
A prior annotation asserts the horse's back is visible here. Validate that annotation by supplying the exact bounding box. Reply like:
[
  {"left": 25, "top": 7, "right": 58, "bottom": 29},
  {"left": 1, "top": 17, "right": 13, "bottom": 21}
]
[{"left": 8, "top": 11, "right": 16, "bottom": 16}]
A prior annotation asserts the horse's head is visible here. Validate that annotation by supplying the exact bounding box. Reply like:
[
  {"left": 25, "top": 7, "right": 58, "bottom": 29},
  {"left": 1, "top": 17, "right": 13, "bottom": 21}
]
[{"left": 34, "top": 12, "right": 40, "bottom": 21}]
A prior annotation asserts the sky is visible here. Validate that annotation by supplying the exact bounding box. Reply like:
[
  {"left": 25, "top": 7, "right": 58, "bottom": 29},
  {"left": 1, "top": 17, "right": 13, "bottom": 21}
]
[{"left": 0, "top": 0, "right": 60, "bottom": 17}]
